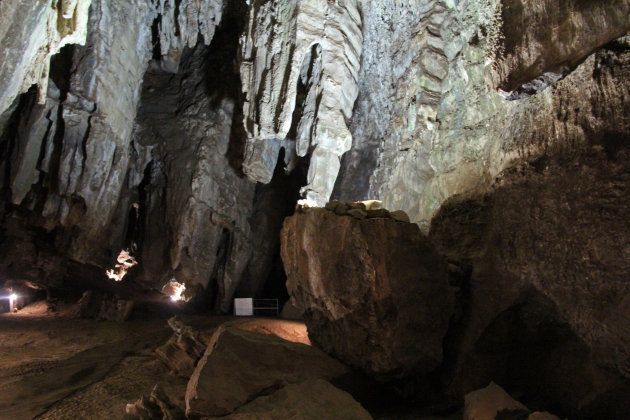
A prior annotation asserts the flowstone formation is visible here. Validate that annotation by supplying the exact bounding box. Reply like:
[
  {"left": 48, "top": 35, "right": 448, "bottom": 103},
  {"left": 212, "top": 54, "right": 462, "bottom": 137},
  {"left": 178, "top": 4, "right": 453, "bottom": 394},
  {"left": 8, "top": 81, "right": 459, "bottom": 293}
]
[
  {"left": 334, "top": 0, "right": 630, "bottom": 230},
  {"left": 0, "top": 0, "right": 92, "bottom": 118},
  {"left": 240, "top": 0, "right": 363, "bottom": 205}
]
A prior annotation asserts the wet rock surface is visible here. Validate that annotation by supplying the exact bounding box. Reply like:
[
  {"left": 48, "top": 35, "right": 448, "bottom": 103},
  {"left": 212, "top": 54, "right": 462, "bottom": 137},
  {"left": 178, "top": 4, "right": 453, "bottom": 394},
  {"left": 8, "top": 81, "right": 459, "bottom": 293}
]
[{"left": 281, "top": 205, "right": 456, "bottom": 377}]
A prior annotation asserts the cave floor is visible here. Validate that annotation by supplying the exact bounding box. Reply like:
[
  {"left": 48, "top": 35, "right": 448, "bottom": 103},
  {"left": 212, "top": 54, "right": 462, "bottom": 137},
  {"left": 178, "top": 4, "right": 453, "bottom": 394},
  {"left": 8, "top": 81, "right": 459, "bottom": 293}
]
[
  {"left": 0, "top": 304, "right": 461, "bottom": 420},
  {"left": 0, "top": 305, "right": 230, "bottom": 420}
]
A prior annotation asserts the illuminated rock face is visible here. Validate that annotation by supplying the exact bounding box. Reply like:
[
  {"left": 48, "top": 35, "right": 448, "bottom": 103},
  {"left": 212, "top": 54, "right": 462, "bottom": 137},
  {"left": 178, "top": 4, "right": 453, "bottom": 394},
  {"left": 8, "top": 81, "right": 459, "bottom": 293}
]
[
  {"left": 334, "top": 0, "right": 630, "bottom": 230},
  {"left": 0, "top": 0, "right": 92, "bottom": 118},
  {"left": 281, "top": 206, "right": 455, "bottom": 377},
  {"left": 240, "top": 0, "right": 362, "bottom": 205}
]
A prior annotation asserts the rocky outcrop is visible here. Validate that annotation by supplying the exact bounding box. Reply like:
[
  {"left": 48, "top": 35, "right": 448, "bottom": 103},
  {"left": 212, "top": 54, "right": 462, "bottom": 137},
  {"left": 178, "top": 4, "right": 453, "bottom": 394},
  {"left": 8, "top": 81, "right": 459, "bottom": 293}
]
[
  {"left": 185, "top": 325, "right": 349, "bottom": 417},
  {"left": 281, "top": 205, "right": 455, "bottom": 377},
  {"left": 125, "top": 384, "right": 185, "bottom": 420},
  {"left": 224, "top": 379, "right": 372, "bottom": 420},
  {"left": 75, "top": 290, "right": 135, "bottom": 322},
  {"left": 240, "top": 0, "right": 362, "bottom": 205},
  {"left": 0, "top": 0, "right": 91, "bottom": 118},
  {"left": 464, "top": 382, "right": 561, "bottom": 420},
  {"left": 431, "top": 145, "right": 630, "bottom": 417},
  {"left": 334, "top": 1, "right": 630, "bottom": 231},
  {"left": 155, "top": 317, "right": 211, "bottom": 378},
  {"left": 496, "top": 0, "right": 630, "bottom": 93}
]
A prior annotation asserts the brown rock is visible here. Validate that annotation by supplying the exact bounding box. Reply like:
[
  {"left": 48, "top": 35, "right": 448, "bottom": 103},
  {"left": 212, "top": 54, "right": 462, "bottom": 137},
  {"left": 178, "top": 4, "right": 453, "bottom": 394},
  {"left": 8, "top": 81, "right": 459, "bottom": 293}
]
[
  {"left": 281, "top": 208, "right": 455, "bottom": 377},
  {"left": 463, "top": 382, "right": 529, "bottom": 420},
  {"left": 431, "top": 149, "right": 630, "bottom": 416},
  {"left": 280, "top": 297, "right": 303, "bottom": 321},
  {"left": 125, "top": 384, "right": 185, "bottom": 420},
  {"left": 390, "top": 210, "right": 411, "bottom": 223},
  {"left": 155, "top": 317, "right": 209, "bottom": 378},
  {"left": 185, "top": 325, "right": 349, "bottom": 417},
  {"left": 224, "top": 379, "right": 372, "bottom": 420},
  {"left": 75, "top": 291, "right": 134, "bottom": 322},
  {"left": 325, "top": 200, "right": 344, "bottom": 212},
  {"left": 346, "top": 208, "right": 368, "bottom": 219},
  {"left": 366, "top": 208, "right": 391, "bottom": 219}
]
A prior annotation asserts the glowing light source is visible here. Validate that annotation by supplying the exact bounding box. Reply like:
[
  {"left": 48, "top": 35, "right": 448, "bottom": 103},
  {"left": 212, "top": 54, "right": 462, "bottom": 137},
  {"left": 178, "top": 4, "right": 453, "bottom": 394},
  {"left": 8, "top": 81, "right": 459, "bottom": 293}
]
[
  {"left": 105, "top": 249, "right": 138, "bottom": 282},
  {"left": 8, "top": 293, "right": 17, "bottom": 312},
  {"left": 162, "top": 280, "right": 187, "bottom": 303}
]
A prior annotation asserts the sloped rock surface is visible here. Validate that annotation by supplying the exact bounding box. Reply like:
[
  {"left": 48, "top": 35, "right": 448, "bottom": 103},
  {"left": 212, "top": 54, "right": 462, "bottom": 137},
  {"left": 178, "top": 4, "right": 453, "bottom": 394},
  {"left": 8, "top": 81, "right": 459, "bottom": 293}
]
[
  {"left": 225, "top": 379, "right": 372, "bottom": 420},
  {"left": 281, "top": 206, "right": 455, "bottom": 377},
  {"left": 185, "top": 325, "right": 349, "bottom": 417}
]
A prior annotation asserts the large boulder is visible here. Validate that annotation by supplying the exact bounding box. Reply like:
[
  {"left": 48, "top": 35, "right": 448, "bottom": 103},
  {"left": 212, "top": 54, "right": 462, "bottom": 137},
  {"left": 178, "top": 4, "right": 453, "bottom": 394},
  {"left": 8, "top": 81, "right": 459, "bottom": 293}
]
[
  {"left": 281, "top": 206, "right": 456, "bottom": 377},
  {"left": 185, "top": 325, "right": 349, "bottom": 417},
  {"left": 224, "top": 379, "right": 372, "bottom": 420}
]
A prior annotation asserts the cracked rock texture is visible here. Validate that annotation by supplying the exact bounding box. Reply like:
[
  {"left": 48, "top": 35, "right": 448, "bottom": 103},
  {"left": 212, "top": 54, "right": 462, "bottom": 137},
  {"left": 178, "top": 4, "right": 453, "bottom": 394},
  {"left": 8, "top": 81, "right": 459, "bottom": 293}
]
[
  {"left": 0, "top": 0, "right": 298, "bottom": 311},
  {"left": 281, "top": 206, "right": 455, "bottom": 377}
]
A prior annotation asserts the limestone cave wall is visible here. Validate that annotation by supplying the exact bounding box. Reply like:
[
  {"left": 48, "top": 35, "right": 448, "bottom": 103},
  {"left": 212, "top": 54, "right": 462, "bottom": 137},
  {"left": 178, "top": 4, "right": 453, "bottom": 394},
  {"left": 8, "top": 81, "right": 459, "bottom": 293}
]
[{"left": 0, "top": 0, "right": 628, "bottom": 317}]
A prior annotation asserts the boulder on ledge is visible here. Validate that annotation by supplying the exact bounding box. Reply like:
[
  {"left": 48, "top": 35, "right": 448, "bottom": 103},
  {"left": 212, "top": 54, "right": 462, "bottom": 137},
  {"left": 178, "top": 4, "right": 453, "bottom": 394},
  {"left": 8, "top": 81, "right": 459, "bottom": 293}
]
[{"left": 281, "top": 206, "right": 456, "bottom": 377}]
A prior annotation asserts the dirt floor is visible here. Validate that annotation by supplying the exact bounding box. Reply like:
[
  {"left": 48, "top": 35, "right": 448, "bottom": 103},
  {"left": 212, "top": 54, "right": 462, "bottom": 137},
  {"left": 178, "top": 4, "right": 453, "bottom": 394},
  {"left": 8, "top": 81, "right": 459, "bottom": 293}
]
[
  {"left": 0, "top": 301, "right": 317, "bottom": 420},
  {"left": 0, "top": 302, "right": 210, "bottom": 420}
]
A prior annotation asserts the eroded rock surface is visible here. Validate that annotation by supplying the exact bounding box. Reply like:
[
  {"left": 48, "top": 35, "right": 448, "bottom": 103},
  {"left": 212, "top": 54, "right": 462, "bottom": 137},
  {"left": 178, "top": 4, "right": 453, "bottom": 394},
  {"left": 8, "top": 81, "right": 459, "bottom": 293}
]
[
  {"left": 281, "top": 206, "right": 455, "bottom": 377},
  {"left": 0, "top": 0, "right": 91, "bottom": 117},
  {"left": 225, "top": 379, "right": 373, "bottom": 420},
  {"left": 335, "top": 1, "right": 630, "bottom": 231},
  {"left": 431, "top": 146, "right": 630, "bottom": 417},
  {"left": 496, "top": 0, "right": 630, "bottom": 92},
  {"left": 185, "top": 325, "right": 349, "bottom": 417},
  {"left": 240, "top": 0, "right": 362, "bottom": 204}
]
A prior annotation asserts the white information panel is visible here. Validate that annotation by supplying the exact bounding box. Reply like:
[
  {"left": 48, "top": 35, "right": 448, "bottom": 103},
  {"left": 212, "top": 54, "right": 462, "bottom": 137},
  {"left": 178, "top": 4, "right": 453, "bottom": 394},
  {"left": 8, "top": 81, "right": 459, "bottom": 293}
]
[{"left": 234, "top": 298, "right": 254, "bottom": 316}]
